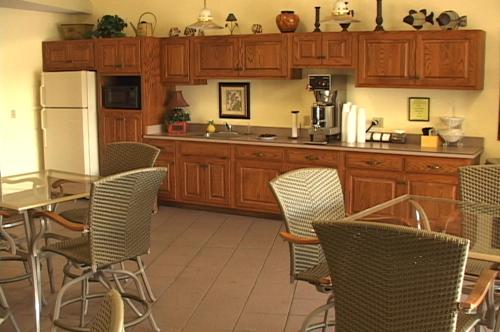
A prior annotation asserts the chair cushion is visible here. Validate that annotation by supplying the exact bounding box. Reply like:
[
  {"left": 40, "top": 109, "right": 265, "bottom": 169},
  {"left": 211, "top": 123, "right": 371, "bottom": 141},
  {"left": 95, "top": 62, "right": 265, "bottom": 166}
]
[
  {"left": 43, "top": 235, "right": 91, "bottom": 266},
  {"left": 60, "top": 207, "right": 88, "bottom": 225}
]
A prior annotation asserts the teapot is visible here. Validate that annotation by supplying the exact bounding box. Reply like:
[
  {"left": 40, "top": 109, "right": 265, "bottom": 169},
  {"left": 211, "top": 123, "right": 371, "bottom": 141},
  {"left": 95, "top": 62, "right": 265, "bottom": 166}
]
[{"left": 130, "top": 12, "right": 157, "bottom": 37}]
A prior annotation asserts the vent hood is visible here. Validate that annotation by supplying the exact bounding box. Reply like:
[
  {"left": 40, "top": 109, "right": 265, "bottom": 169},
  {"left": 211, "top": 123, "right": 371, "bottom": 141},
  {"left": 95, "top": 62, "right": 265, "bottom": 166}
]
[{"left": 0, "top": 0, "right": 92, "bottom": 14}]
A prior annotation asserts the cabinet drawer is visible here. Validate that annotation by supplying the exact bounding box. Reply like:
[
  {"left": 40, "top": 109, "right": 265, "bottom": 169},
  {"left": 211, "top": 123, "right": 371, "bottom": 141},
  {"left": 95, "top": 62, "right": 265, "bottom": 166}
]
[
  {"left": 142, "top": 139, "right": 175, "bottom": 160},
  {"left": 286, "top": 149, "right": 340, "bottom": 166},
  {"left": 235, "top": 145, "right": 284, "bottom": 161},
  {"left": 178, "top": 142, "right": 229, "bottom": 159},
  {"left": 347, "top": 153, "right": 404, "bottom": 171},
  {"left": 405, "top": 157, "right": 469, "bottom": 175}
]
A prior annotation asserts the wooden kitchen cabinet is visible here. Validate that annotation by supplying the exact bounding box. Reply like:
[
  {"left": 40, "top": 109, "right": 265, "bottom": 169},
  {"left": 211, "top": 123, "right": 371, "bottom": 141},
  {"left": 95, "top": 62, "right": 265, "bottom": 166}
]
[
  {"left": 161, "top": 37, "right": 191, "bottom": 83},
  {"left": 234, "top": 145, "right": 284, "bottom": 213},
  {"left": 95, "top": 38, "right": 141, "bottom": 73},
  {"left": 357, "top": 30, "right": 485, "bottom": 89},
  {"left": 193, "top": 34, "right": 289, "bottom": 79},
  {"left": 292, "top": 32, "right": 356, "bottom": 68},
  {"left": 177, "top": 142, "right": 230, "bottom": 207},
  {"left": 284, "top": 148, "right": 345, "bottom": 183},
  {"left": 42, "top": 40, "right": 95, "bottom": 71},
  {"left": 99, "top": 110, "right": 142, "bottom": 157},
  {"left": 142, "top": 139, "right": 176, "bottom": 201}
]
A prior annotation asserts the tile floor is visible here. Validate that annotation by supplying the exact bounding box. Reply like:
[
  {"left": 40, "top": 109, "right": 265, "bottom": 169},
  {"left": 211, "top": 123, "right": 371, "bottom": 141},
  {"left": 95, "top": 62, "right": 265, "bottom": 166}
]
[{"left": 1, "top": 205, "right": 330, "bottom": 332}]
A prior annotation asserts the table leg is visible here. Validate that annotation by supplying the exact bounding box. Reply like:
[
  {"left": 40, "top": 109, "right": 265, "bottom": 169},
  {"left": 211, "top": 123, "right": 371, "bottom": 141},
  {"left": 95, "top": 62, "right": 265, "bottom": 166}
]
[{"left": 22, "top": 210, "right": 42, "bottom": 332}]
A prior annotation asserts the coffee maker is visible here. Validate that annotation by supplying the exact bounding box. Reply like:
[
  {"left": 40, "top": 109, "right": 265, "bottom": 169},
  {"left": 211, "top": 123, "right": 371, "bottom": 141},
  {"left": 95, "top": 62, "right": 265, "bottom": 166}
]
[{"left": 307, "top": 74, "right": 345, "bottom": 140}]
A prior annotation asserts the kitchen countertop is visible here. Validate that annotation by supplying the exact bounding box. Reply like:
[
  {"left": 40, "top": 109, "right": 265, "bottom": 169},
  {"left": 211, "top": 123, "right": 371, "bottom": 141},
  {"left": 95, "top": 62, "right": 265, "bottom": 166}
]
[{"left": 144, "top": 131, "right": 483, "bottom": 159}]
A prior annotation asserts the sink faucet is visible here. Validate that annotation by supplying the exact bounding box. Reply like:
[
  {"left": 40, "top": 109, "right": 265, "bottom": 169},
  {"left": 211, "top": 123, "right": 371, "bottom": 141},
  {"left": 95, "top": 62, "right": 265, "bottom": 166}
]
[{"left": 225, "top": 122, "right": 232, "bottom": 132}]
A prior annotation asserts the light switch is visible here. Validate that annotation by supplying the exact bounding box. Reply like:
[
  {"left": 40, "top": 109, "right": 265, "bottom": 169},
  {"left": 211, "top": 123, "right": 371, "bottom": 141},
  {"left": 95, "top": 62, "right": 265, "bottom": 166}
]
[{"left": 10, "top": 110, "right": 16, "bottom": 119}]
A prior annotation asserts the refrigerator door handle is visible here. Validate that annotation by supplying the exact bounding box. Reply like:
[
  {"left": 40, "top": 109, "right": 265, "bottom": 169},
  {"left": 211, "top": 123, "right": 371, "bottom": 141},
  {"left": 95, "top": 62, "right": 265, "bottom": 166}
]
[
  {"left": 40, "top": 84, "right": 46, "bottom": 107},
  {"left": 41, "top": 109, "right": 47, "bottom": 147}
]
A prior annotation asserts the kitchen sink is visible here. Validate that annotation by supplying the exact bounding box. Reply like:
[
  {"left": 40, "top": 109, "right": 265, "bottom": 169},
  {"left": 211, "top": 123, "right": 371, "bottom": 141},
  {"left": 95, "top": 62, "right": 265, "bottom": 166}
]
[{"left": 211, "top": 131, "right": 240, "bottom": 137}]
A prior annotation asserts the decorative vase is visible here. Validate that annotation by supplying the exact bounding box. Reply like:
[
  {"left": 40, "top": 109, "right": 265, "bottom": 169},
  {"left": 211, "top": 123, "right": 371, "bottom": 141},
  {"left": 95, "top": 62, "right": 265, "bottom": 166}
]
[{"left": 276, "top": 10, "right": 299, "bottom": 33}]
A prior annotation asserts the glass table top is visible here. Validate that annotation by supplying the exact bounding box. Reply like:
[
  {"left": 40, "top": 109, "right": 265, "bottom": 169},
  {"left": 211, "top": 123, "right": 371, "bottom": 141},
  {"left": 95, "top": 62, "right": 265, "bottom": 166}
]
[
  {"left": 0, "top": 169, "right": 98, "bottom": 211},
  {"left": 344, "top": 194, "right": 500, "bottom": 264}
]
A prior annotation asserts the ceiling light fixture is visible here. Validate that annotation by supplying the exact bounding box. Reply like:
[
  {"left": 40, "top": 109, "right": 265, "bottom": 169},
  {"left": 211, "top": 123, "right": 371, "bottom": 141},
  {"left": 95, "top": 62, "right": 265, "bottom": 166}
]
[{"left": 188, "top": 0, "right": 223, "bottom": 31}]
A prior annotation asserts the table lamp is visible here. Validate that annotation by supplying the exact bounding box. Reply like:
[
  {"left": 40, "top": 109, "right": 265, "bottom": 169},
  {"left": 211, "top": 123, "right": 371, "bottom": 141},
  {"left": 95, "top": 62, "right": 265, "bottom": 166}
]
[{"left": 166, "top": 90, "right": 190, "bottom": 135}]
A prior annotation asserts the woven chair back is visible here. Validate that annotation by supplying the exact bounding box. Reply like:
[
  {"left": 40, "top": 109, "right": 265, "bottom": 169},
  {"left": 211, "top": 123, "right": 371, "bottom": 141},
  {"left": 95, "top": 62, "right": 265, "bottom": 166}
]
[
  {"left": 101, "top": 142, "right": 160, "bottom": 177},
  {"left": 88, "top": 167, "right": 166, "bottom": 268},
  {"left": 90, "top": 289, "right": 124, "bottom": 332},
  {"left": 269, "top": 168, "right": 345, "bottom": 277},
  {"left": 313, "top": 220, "right": 469, "bottom": 332},
  {"left": 459, "top": 164, "right": 500, "bottom": 204}
]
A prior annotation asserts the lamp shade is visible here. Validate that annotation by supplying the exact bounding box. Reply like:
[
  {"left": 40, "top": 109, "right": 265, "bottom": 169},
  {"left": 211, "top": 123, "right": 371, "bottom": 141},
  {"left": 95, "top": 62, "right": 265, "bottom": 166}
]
[
  {"left": 226, "top": 13, "right": 237, "bottom": 22},
  {"left": 188, "top": 0, "right": 223, "bottom": 30},
  {"left": 167, "top": 91, "right": 189, "bottom": 109}
]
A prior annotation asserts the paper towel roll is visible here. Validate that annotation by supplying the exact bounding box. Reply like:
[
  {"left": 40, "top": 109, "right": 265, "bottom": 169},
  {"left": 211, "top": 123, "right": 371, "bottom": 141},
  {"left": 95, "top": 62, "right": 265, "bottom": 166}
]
[
  {"left": 341, "top": 102, "right": 351, "bottom": 142},
  {"left": 357, "top": 107, "right": 366, "bottom": 143},
  {"left": 291, "top": 111, "right": 299, "bottom": 138},
  {"left": 347, "top": 105, "right": 357, "bottom": 144}
]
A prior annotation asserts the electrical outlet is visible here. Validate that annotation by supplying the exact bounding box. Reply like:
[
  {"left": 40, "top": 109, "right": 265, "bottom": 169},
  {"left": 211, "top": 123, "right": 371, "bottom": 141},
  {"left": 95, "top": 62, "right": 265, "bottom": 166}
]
[
  {"left": 372, "top": 117, "right": 383, "bottom": 128},
  {"left": 10, "top": 109, "right": 16, "bottom": 119}
]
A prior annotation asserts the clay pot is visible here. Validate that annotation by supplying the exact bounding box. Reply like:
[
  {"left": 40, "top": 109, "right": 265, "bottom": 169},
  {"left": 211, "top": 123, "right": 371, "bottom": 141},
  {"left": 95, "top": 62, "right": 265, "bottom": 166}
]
[{"left": 276, "top": 10, "right": 299, "bottom": 33}]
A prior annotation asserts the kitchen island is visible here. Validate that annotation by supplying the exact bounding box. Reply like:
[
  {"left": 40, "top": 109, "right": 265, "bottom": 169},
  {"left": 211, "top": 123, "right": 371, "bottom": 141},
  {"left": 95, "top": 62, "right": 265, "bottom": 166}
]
[{"left": 144, "top": 129, "right": 482, "bottom": 216}]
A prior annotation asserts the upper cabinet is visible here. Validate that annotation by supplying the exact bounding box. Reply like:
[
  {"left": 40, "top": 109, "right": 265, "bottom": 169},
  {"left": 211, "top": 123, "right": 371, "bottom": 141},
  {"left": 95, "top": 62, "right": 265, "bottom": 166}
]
[
  {"left": 292, "top": 32, "right": 357, "bottom": 68},
  {"left": 192, "top": 34, "right": 289, "bottom": 79},
  {"left": 357, "top": 30, "right": 485, "bottom": 89},
  {"left": 161, "top": 37, "right": 191, "bottom": 83},
  {"left": 95, "top": 38, "right": 142, "bottom": 74},
  {"left": 43, "top": 40, "right": 95, "bottom": 71}
]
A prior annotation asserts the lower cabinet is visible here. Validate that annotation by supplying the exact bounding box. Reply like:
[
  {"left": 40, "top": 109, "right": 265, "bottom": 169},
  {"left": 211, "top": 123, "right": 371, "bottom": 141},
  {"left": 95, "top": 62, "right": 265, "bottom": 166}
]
[
  {"left": 99, "top": 110, "right": 142, "bottom": 161},
  {"left": 142, "top": 139, "right": 176, "bottom": 201},
  {"left": 177, "top": 142, "right": 231, "bottom": 207},
  {"left": 233, "top": 145, "right": 284, "bottom": 213}
]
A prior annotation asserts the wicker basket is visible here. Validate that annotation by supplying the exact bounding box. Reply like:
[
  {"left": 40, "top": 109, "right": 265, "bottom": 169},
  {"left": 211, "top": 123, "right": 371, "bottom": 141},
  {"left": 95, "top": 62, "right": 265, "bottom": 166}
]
[{"left": 59, "top": 24, "right": 94, "bottom": 40}]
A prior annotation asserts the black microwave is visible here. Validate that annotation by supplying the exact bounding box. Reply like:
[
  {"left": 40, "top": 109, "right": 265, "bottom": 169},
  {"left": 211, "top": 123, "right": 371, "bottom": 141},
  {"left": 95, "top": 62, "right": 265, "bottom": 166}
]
[{"left": 103, "top": 85, "right": 141, "bottom": 109}]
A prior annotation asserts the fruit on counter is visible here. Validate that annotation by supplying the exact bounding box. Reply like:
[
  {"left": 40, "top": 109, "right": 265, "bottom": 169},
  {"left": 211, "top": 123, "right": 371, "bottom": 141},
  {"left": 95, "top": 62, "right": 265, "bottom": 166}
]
[{"left": 206, "top": 120, "right": 216, "bottom": 133}]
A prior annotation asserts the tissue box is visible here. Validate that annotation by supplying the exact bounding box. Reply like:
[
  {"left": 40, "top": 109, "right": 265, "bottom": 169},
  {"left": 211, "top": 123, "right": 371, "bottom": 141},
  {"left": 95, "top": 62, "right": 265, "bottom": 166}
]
[{"left": 420, "top": 136, "right": 441, "bottom": 148}]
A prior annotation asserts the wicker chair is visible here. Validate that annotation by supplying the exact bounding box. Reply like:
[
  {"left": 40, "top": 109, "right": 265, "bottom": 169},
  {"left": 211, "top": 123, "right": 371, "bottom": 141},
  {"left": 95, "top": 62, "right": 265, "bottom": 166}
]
[
  {"left": 269, "top": 168, "right": 345, "bottom": 292},
  {"left": 59, "top": 141, "right": 161, "bottom": 225},
  {"left": 301, "top": 220, "right": 498, "bottom": 332},
  {"left": 54, "top": 141, "right": 161, "bottom": 302},
  {"left": 459, "top": 164, "right": 500, "bottom": 330},
  {"left": 35, "top": 167, "right": 166, "bottom": 332},
  {"left": 0, "top": 269, "right": 21, "bottom": 332},
  {"left": 90, "top": 289, "right": 124, "bottom": 332}
]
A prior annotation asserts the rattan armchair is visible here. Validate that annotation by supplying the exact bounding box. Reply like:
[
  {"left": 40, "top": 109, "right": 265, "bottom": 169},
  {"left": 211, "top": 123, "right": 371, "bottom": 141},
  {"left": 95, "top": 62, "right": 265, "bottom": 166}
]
[
  {"left": 459, "top": 164, "right": 500, "bottom": 330},
  {"left": 35, "top": 167, "right": 166, "bottom": 332},
  {"left": 301, "top": 220, "right": 497, "bottom": 332},
  {"left": 90, "top": 289, "right": 124, "bottom": 332}
]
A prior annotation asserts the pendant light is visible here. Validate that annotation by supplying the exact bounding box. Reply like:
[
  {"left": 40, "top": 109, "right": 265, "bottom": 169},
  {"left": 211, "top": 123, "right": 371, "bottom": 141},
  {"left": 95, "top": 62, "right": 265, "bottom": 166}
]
[{"left": 188, "top": 0, "right": 223, "bottom": 30}]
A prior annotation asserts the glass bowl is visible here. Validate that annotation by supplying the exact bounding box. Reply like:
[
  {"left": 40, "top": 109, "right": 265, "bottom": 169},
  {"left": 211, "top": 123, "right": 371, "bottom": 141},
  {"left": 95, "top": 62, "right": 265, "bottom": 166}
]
[{"left": 440, "top": 116, "right": 464, "bottom": 129}]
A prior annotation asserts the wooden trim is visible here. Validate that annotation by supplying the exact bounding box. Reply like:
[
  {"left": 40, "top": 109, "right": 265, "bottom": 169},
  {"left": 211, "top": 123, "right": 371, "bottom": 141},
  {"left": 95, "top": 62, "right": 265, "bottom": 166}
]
[
  {"left": 279, "top": 231, "right": 320, "bottom": 244},
  {"left": 460, "top": 269, "right": 497, "bottom": 310},
  {"left": 32, "top": 211, "right": 85, "bottom": 232}
]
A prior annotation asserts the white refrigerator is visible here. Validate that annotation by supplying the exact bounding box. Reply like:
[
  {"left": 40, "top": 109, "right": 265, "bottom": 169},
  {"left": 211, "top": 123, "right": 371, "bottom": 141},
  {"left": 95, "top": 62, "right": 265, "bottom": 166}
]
[{"left": 40, "top": 71, "right": 99, "bottom": 176}]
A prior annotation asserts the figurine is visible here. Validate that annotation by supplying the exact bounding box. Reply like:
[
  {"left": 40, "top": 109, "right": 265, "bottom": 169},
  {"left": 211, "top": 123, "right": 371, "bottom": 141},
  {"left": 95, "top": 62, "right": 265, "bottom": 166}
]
[
  {"left": 184, "top": 26, "right": 197, "bottom": 36},
  {"left": 251, "top": 24, "right": 262, "bottom": 34},
  {"left": 436, "top": 10, "right": 467, "bottom": 30},
  {"left": 169, "top": 27, "right": 181, "bottom": 37},
  {"left": 403, "top": 9, "right": 434, "bottom": 30}
]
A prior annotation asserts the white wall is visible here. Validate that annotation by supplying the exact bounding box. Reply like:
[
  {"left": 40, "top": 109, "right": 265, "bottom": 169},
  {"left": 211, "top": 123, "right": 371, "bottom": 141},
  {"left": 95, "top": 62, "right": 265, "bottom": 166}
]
[{"left": 0, "top": 7, "right": 76, "bottom": 175}]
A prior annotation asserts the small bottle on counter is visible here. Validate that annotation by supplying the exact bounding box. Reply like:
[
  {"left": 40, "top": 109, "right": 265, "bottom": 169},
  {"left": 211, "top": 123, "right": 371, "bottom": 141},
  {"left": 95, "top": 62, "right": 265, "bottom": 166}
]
[{"left": 290, "top": 110, "right": 299, "bottom": 139}]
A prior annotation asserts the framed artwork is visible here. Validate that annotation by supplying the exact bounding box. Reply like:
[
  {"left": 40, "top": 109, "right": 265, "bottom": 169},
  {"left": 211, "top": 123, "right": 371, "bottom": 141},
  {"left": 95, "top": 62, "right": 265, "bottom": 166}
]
[
  {"left": 218, "top": 82, "right": 250, "bottom": 119},
  {"left": 408, "top": 97, "right": 430, "bottom": 121}
]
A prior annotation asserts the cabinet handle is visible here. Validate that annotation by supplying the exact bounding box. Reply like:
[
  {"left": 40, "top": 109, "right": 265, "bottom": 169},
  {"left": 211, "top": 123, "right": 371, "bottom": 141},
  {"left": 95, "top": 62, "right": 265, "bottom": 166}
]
[
  {"left": 65, "top": 60, "right": 72, "bottom": 63},
  {"left": 319, "top": 55, "right": 326, "bottom": 59},
  {"left": 366, "top": 160, "right": 382, "bottom": 166},
  {"left": 396, "top": 180, "right": 407, "bottom": 185},
  {"left": 305, "top": 155, "right": 319, "bottom": 161},
  {"left": 427, "top": 164, "right": 441, "bottom": 170},
  {"left": 116, "top": 117, "right": 125, "bottom": 121},
  {"left": 253, "top": 152, "right": 265, "bottom": 158}
]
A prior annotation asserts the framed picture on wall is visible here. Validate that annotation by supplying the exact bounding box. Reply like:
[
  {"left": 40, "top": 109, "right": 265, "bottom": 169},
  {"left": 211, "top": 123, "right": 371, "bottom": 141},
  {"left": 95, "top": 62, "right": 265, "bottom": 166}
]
[
  {"left": 408, "top": 97, "right": 430, "bottom": 121},
  {"left": 218, "top": 82, "right": 250, "bottom": 119}
]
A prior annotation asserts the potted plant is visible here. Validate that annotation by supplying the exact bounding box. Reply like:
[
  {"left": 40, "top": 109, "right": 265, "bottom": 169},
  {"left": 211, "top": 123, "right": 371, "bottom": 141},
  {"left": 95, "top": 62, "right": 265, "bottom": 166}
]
[
  {"left": 165, "top": 109, "right": 190, "bottom": 135},
  {"left": 92, "top": 15, "right": 128, "bottom": 38}
]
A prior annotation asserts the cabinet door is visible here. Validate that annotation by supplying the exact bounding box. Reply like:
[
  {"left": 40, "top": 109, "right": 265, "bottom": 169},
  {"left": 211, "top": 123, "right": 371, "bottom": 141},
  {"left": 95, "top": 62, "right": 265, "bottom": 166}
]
[
  {"left": 178, "top": 156, "right": 205, "bottom": 203},
  {"left": 96, "top": 39, "right": 141, "bottom": 73},
  {"left": 345, "top": 168, "right": 406, "bottom": 214},
  {"left": 322, "top": 32, "right": 356, "bottom": 67},
  {"left": 100, "top": 111, "right": 142, "bottom": 145},
  {"left": 357, "top": 32, "right": 416, "bottom": 87},
  {"left": 292, "top": 33, "right": 322, "bottom": 67},
  {"left": 161, "top": 38, "right": 190, "bottom": 83},
  {"left": 206, "top": 158, "right": 231, "bottom": 206},
  {"left": 416, "top": 30, "right": 485, "bottom": 89},
  {"left": 239, "top": 34, "right": 288, "bottom": 77},
  {"left": 142, "top": 139, "right": 176, "bottom": 201},
  {"left": 234, "top": 160, "right": 282, "bottom": 213},
  {"left": 192, "top": 36, "right": 239, "bottom": 78},
  {"left": 43, "top": 40, "right": 94, "bottom": 71}
]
